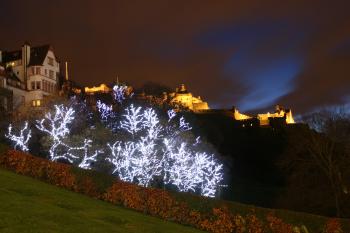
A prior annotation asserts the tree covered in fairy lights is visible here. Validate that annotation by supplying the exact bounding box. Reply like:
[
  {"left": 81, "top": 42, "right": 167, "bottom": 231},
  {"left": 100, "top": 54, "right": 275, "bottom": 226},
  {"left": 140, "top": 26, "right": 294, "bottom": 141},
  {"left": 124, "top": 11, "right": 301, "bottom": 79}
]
[
  {"left": 113, "top": 85, "right": 129, "bottom": 104},
  {"left": 96, "top": 100, "right": 114, "bottom": 122},
  {"left": 73, "top": 139, "right": 103, "bottom": 170},
  {"left": 35, "top": 104, "right": 76, "bottom": 162},
  {"left": 96, "top": 100, "right": 117, "bottom": 130},
  {"left": 101, "top": 103, "right": 223, "bottom": 196},
  {"left": 5, "top": 87, "right": 224, "bottom": 197},
  {"left": 5, "top": 121, "right": 31, "bottom": 152},
  {"left": 34, "top": 104, "right": 101, "bottom": 168}
]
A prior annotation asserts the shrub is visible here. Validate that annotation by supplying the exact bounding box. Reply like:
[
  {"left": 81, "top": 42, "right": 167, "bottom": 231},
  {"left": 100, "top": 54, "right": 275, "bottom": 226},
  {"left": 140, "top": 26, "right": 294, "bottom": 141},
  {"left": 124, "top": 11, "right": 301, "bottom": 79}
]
[
  {"left": 0, "top": 143, "right": 8, "bottom": 155},
  {"left": 246, "top": 213, "right": 264, "bottom": 233},
  {"left": 323, "top": 219, "right": 343, "bottom": 233},
  {"left": 0, "top": 150, "right": 75, "bottom": 190},
  {"left": 0, "top": 149, "right": 346, "bottom": 233},
  {"left": 266, "top": 213, "right": 294, "bottom": 233},
  {"left": 70, "top": 167, "right": 114, "bottom": 197}
]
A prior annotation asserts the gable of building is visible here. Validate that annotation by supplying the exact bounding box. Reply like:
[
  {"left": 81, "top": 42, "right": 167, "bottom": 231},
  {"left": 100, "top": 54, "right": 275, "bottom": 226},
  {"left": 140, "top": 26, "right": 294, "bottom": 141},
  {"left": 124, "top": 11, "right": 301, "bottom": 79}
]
[{"left": 2, "top": 44, "right": 54, "bottom": 66}]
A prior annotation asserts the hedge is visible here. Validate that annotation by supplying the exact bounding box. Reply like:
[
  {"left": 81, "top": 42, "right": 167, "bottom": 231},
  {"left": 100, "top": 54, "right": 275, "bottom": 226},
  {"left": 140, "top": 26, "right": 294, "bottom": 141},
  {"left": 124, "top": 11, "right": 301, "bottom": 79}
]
[{"left": 0, "top": 149, "right": 345, "bottom": 233}]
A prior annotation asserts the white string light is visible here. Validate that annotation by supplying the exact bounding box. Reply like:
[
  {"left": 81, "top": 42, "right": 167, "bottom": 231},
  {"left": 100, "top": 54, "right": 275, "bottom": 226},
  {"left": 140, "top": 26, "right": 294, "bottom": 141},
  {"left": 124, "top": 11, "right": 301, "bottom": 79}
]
[
  {"left": 167, "top": 109, "right": 176, "bottom": 122},
  {"left": 96, "top": 100, "right": 114, "bottom": 122},
  {"left": 113, "top": 85, "right": 128, "bottom": 103},
  {"left": 35, "top": 105, "right": 100, "bottom": 169},
  {"left": 36, "top": 105, "right": 75, "bottom": 161},
  {"left": 5, "top": 121, "right": 31, "bottom": 152},
  {"left": 6, "top": 102, "right": 224, "bottom": 197},
  {"left": 120, "top": 104, "right": 144, "bottom": 136},
  {"left": 108, "top": 104, "right": 223, "bottom": 196}
]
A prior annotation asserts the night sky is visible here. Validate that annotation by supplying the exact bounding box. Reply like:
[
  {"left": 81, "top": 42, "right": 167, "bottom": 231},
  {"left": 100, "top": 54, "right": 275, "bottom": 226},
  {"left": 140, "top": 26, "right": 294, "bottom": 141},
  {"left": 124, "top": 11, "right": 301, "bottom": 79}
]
[{"left": 1, "top": 1, "right": 350, "bottom": 114}]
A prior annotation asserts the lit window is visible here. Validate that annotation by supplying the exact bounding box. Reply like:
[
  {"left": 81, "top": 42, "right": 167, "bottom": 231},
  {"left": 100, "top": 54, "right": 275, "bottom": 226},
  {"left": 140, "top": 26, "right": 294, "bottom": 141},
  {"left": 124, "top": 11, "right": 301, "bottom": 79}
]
[{"left": 32, "top": 99, "right": 41, "bottom": 107}]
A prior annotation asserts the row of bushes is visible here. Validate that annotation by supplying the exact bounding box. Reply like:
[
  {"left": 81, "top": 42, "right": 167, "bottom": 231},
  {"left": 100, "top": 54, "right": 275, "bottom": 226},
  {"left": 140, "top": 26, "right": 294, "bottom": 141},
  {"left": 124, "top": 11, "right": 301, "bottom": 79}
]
[{"left": 0, "top": 148, "right": 345, "bottom": 233}]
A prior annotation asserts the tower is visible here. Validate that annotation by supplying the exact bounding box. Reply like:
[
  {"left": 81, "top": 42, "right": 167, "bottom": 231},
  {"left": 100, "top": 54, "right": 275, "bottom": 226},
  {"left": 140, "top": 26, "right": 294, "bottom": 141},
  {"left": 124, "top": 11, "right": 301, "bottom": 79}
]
[
  {"left": 21, "top": 42, "right": 31, "bottom": 89},
  {"left": 65, "top": 62, "right": 69, "bottom": 81}
]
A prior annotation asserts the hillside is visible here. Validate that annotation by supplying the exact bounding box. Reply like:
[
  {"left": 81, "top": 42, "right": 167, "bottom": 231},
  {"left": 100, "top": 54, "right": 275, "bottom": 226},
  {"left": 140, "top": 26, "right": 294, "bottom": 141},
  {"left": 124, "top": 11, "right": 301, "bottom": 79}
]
[{"left": 0, "top": 168, "right": 203, "bottom": 233}]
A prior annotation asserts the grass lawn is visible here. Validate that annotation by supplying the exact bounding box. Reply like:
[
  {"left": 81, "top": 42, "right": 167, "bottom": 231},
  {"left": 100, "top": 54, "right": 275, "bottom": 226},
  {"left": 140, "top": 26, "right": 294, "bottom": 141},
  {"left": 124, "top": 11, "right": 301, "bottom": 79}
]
[{"left": 0, "top": 168, "right": 204, "bottom": 233}]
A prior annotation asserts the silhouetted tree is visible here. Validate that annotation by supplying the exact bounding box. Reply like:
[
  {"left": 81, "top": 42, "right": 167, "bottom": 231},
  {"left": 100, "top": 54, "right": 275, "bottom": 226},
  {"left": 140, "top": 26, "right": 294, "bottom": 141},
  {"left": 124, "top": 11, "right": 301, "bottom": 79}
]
[
  {"left": 136, "top": 81, "right": 172, "bottom": 97},
  {"left": 279, "top": 107, "right": 350, "bottom": 217}
]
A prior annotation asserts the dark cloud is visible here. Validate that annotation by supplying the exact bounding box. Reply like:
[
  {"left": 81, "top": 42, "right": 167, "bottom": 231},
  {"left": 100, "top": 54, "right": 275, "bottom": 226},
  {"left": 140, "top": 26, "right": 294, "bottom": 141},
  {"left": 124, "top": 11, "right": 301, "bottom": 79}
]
[
  {"left": 1, "top": 1, "right": 350, "bottom": 113},
  {"left": 275, "top": 15, "right": 350, "bottom": 113}
]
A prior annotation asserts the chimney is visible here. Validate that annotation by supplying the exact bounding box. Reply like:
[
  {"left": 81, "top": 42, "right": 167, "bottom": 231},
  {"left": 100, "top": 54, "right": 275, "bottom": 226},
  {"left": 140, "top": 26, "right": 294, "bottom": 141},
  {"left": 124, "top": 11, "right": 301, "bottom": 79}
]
[
  {"left": 22, "top": 42, "right": 31, "bottom": 88},
  {"left": 22, "top": 42, "right": 31, "bottom": 66},
  {"left": 65, "top": 61, "right": 69, "bottom": 81}
]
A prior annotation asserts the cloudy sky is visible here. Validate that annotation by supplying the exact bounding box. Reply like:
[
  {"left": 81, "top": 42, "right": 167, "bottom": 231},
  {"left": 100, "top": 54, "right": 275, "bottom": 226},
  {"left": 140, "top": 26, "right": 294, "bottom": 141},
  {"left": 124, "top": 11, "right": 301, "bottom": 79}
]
[{"left": 1, "top": 1, "right": 350, "bottom": 113}]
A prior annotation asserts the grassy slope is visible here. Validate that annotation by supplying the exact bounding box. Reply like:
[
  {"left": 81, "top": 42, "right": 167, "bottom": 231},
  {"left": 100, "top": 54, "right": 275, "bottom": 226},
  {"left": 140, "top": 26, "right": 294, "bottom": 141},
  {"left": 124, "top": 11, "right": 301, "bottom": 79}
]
[{"left": 0, "top": 168, "right": 204, "bottom": 233}]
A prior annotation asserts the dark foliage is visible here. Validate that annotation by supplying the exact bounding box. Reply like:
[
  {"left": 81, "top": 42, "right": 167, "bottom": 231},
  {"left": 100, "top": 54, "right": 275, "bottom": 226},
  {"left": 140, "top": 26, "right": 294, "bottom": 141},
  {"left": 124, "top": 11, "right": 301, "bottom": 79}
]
[{"left": 135, "top": 81, "right": 173, "bottom": 97}]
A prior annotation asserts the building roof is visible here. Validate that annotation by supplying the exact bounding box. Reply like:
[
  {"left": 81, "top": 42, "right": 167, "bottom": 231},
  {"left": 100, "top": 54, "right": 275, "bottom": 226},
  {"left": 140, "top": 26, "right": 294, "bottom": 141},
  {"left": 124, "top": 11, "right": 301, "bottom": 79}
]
[
  {"left": 0, "top": 68, "right": 21, "bottom": 82},
  {"left": 2, "top": 44, "right": 53, "bottom": 66},
  {"left": 6, "top": 72, "right": 21, "bottom": 82},
  {"left": 28, "top": 45, "right": 51, "bottom": 66}
]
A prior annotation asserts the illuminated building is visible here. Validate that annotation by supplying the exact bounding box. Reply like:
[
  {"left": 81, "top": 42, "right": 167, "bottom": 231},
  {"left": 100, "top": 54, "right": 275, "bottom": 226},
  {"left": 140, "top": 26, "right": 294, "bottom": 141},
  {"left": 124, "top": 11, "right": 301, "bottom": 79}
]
[
  {"left": 85, "top": 84, "right": 111, "bottom": 94},
  {"left": 0, "top": 69, "right": 13, "bottom": 111},
  {"left": 0, "top": 42, "right": 60, "bottom": 109},
  {"left": 83, "top": 82, "right": 133, "bottom": 106},
  {"left": 167, "top": 84, "right": 210, "bottom": 112},
  {"left": 233, "top": 105, "right": 295, "bottom": 126}
]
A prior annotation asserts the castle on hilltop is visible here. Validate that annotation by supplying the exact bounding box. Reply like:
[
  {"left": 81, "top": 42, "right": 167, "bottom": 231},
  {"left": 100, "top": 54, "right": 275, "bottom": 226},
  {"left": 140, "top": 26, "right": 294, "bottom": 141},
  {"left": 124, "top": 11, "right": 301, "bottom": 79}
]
[
  {"left": 164, "top": 84, "right": 210, "bottom": 112},
  {"left": 81, "top": 82, "right": 294, "bottom": 127},
  {"left": 233, "top": 105, "right": 295, "bottom": 126},
  {"left": 200, "top": 105, "right": 295, "bottom": 127},
  {"left": 81, "top": 82, "right": 210, "bottom": 112}
]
